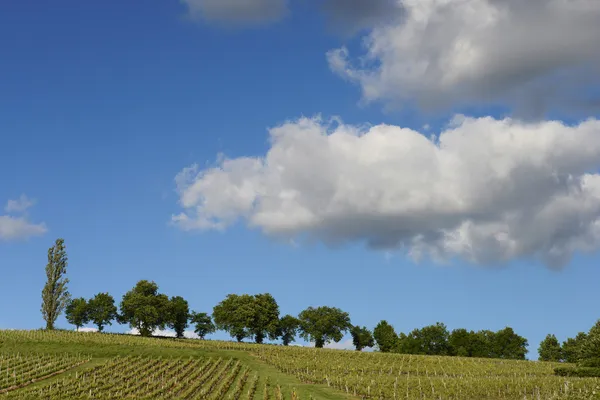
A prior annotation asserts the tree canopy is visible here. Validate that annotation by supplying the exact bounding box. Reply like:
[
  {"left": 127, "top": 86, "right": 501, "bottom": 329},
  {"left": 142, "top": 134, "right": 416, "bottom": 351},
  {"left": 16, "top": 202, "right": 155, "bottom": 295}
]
[
  {"left": 351, "top": 326, "right": 374, "bottom": 351},
  {"left": 41, "top": 238, "right": 70, "bottom": 330},
  {"left": 373, "top": 320, "right": 398, "bottom": 353},
  {"left": 563, "top": 332, "right": 587, "bottom": 363},
  {"left": 278, "top": 315, "right": 300, "bottom": 346},
  {"left": 190, "top": 312, "right": 215, "bottom": 339},
  {"left": 493, "top": 327, "right": 528, "bottom": 360},
  {"left": 580, "top": 320, "right": 600, "bottom": 361},
  {"left": 88, "top": 292, "right": 118, "bottom": 332},
  {"left": 298, "top": 306, "right": 351, "bottom": 348},
  {"left": 400, "top": 322, "right": 451, "bottom": 356},
  {"left": 213, "top": 293, "right": 280, "bottom": 343},
  {"left": 119, "top": 280, "right": 170, "bottom": 337},
  {"left": 168, "top": 296, "right": 190, "bottom": 339},
  {"left": 538, "top": 334, "right": 563, "bottom": 362},
  {"left": 65, "top": 297, "right": 89, "bottom": 330},
  {"left": 213, "top": 294, "right": 253, "bottom": 342}
]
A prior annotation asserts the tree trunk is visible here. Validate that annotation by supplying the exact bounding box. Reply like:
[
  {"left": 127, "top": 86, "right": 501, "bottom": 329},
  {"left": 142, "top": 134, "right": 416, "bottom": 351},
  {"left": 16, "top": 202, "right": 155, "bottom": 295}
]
[
  {"left": 315, "top": 337, "right": 325, "bottom": 348},
  {"left": 255, "top": 332, "right": 264, "bottom": 344}
]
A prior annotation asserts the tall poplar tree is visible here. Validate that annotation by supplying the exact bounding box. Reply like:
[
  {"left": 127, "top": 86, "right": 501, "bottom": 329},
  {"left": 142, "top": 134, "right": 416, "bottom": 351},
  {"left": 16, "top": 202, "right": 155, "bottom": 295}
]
[{"left": 41, "top": 238, "right": 71, "bottom": 330}]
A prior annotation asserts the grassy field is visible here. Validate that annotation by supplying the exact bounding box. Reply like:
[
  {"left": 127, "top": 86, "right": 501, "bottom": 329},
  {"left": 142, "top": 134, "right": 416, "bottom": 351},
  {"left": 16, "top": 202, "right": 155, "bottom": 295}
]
[{"left": 1, "top": 330, "right": 599, "bottom": 399}]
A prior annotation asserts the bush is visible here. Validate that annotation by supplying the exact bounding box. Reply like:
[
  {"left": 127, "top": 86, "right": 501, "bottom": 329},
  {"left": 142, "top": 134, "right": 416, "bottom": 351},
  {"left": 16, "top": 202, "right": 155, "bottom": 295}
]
[
  {"left": 554, "top": 366, "right": 575, "bottom": 376},
  {"left": 554, "top": 366, "right": 600, "bottom": 377},
  {"left": 579, "top": 358, "right": 600, "bottom": 368}
]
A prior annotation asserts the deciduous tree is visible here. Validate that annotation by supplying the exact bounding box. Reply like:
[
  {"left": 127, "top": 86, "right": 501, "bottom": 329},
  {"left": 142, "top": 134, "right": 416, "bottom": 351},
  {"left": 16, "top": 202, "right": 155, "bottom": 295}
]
[
  {"left": 190, "top": 312, "right": 215, "bottom": 339},
  {"left": 213, "top": 294, "right": 253, "bottom": 342},
  {"left": 414, "top": 322, "right": 451, "bottom": 356},
  {"left": 538, "top": 334, "right": 563, "bottom": 362},
  {"left": 41, "top": 238, "right": 70, "bottom": 330},
  {"left": 449, "top": 328, "right": 472, "bottom": 357},
  {"left": 563, "top": 332, "right": 587, "bottom": 363},
  {"left": 168, "top": 296, "right": 190, "bottom": 339},
  {"left": 65, "top": 297, "right": 89, "bottom": 330},
  {"left": 250, "top": 293, "right": 280, "bottom": 344},
  {"left": 493, "top": 327, "right": 528, "bottom": 360},
  {"left": 278, "top": 315, "right": 300, "bottom": 346},
  {"left": 88, "top": 293, "right": 118, "bottom": 332},
  {"left": 350, "top": 326, "right": 374, "bottom": 351},
  {"left": 580, "top": 320, "right": 600, "bottom": 361},
  {"left": 298, "top": 306, "right": 351, "bottom": 348},
  {"left": 212, "top": 293, "right": 280, "bottom": 343},
  {"left": 119, "top": 280, "right": 170, "bottom": 337},
  {"left": 373, "top": 320, "right": 398, "bottom": 353}
]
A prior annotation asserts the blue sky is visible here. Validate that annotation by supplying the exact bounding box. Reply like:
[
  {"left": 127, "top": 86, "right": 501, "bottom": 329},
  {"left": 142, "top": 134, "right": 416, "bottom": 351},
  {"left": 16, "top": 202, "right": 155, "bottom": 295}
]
[{"left": 1, "top": 0, "right": 600, "bottom": 357}]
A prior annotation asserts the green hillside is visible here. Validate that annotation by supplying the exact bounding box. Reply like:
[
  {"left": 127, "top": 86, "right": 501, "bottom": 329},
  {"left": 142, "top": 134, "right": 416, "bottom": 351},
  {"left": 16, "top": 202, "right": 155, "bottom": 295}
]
[{"left": 1, "top": 330, "right": 600, "bottom": 399}]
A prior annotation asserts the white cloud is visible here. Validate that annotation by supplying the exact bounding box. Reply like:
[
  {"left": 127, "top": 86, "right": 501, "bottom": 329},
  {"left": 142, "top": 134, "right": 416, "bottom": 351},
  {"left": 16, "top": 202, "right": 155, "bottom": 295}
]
[
  {"left": 173, "top": 115, "right": 600, "bottom": 268},
  {"left": 76, "top": 327, "right": 99, "bottom": 333},
  {"left": 5, "top": 194, "right": 35, "bottom": 213},
  {"left": 328, "top": 0, "right": 600, "bottom": 116},
  {"left": 325, "top": 338, "right": 355, "bottom": 350},
  {"left": 0, "top": 196, "right": 47, "bottom": 241},
  {"left": 126, "top": 328, "right": 200, "bottom": 339},
  {"left": 320, "top": 0, "right": 404, "bottom": 34},
  {"left": 181, "top": 0, "right": 288, "bottom": 26},
  {"left": 0, "top": 216, "right": 47, "bottom": 241}
]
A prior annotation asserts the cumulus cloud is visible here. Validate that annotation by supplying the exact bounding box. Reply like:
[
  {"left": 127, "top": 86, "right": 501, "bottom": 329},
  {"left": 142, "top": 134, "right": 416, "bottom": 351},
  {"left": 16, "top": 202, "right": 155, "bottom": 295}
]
[
  {"left": 5, "top": 194, "right": 35, "bottom": 213},
  {"left": 328, "top": 0, "right": 600, "bottom": 117},
  {"left": 173, "top": 115, "right": 600, "bottom": 268},
  {"left": 0, "top": 196, "right": 47, "bottom": 241},
  {"left": 320, "top": 0, "right": 404, "bottom": 34},
  {"left": 76, "top": 327, "right": 99, "bottom": 333},
  {"left": 181, "top": 0, "right": 288, "bottom": 26}
]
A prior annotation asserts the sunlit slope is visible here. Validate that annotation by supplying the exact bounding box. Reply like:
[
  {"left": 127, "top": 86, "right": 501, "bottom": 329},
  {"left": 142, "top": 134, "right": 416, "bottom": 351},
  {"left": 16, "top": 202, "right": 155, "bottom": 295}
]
[{"left": 1, "top": 330, "right": 599, "bottom": 399}]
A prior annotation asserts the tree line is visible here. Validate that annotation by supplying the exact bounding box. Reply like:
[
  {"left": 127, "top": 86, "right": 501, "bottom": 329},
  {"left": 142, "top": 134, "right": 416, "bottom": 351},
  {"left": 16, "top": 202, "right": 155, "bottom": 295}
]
[
  {"left": 40, "top": 238, "right": 595, "bottom": 364},
  {"left": 371, "top": 320, "right": 528, "bottom": 359},
  {"left": 539, "top": 322, "right": 600, "bottom": 363}
]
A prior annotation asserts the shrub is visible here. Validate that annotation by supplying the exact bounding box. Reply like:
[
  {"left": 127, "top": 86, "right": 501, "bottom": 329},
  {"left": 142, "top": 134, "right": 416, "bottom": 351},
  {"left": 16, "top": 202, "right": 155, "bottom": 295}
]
[{"left": 554, "top": 366, "right": 600, "bottom": 377}]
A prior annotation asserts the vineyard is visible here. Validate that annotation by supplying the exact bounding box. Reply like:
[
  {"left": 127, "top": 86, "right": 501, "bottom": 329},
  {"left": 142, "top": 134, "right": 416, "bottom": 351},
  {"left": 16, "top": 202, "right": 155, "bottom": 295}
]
[
  {"left": 0, "top": 352, "right": 89, "bottom": 393},
  {"left": 1, "top": 330, "right": 600, "bottom": 399},
  {"left": 254, "top": 346, "right": 600, "bottom": 399},
  {"left": 2, "top": 356, "right": 299, "bottom": 400}
]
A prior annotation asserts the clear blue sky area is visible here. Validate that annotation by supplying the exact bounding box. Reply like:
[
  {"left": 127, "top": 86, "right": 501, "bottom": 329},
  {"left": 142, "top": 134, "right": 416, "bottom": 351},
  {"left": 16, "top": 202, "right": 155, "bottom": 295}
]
[{"left": 1, "top": 0, "right": 599, "bottom": 358}]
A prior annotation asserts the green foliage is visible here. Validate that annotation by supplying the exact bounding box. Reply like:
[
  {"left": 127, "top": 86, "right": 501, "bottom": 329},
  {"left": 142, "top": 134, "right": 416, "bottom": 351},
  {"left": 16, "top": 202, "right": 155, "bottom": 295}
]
[
  {"left": 168, "top": 296, "right": 190, "bottom": 338},
  {"left": 554, "top": 366, "right": 576, "bottom": 376},
  {"left": 119, "top": 280, "right": 170, "bottom": 337},
  {"left": 41, "top": 238, "right": 71, "bottom": 330},
  {"left": 469, "top": 330, "right": 496, "bottom": 358},
  {"left": 350, "top": 326, "right": 374, "bottom": 351},
  {"left": 554, "top": 366, "right": 600, "bottom": 377},
  {"left": 278, "top": 315, "right": 300, "bottom": 346},
  {"left": 250, "top": 293, "right": 280, "bottom": 344},
  {"left": 373, "top": 320, "right": 397, "bottom": 353},
  {"left": 448, "top": 328, "right": 471, "bottom": 357},
  {"left": 538, "top": 334, "right": 563, "bottom": 362},
  {"left": 298, "top": 306, "right": 351, "bottom": 348},
  {"left": 189, "top": 311, "right": 215, "bottom": 339},
  {"left": 213, "top": 294, "right": 253, "bottom": 342},
  {"left": 493, "top": 327, "right": 528, "bottom": 360},
  {"left": 580, "top": 320, "right": 600, "bottom": 361},
  {"left": 562, "top": 332, "right": 587, "bottom": 363},
  {"left": 87, "top": 293, "right": 118, "bottom": 332},
  {"left": 65, "top": 297, "right": 89, "bottom": 330},
  {"left": 579, "top": 358, "right": 600, "bottom": 368},
  {"left": 395, "top": 325, "right": 528, "bottom": 360},
  {"left": 406, "top": 322, "right": 450, "bottom": 356},
  {"left": 213, "top": 293, "right": 280, "bottom": 343},
  {"left": 449, "top": 327, "right": 529, "bottom": 359}
]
